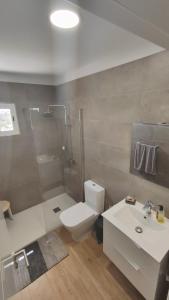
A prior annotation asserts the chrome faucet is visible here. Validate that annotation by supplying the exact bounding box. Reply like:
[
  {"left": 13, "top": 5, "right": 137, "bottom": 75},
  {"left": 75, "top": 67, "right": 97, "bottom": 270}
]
[{"left": 143, "top": 200, "right": 159, "bottom": 219}]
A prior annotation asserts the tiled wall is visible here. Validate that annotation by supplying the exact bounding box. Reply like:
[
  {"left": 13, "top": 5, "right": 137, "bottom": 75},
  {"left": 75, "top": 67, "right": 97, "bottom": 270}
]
[
  {"left": 0, "top": 82, "right": 63, "bottom": 213},
  {"left": 2, "top": 50, "right": 169, "bottom": 215},
  {"left": 56, "top": 50, "right": 169, "bottom": 216}
]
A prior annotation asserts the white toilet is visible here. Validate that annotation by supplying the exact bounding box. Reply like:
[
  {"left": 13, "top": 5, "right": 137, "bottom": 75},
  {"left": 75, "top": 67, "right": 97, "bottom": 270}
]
[{"left": 60, "top": 180, "right": 105, "bottom": 241}]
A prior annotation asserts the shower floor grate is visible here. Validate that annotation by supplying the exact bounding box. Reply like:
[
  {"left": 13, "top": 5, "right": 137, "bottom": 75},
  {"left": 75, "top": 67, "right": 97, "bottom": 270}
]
[{"left": 53, "top": 207, "right": 61, "bottom": 213}]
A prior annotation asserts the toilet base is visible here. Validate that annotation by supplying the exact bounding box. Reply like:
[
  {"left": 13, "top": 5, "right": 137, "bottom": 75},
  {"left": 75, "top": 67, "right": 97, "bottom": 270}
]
[
  {"left": 60, "top": 203, "right": 99, "bottom": 242},
  {"left": 72, "top": 229, "right": 92, "bottom": 242},
  {"left": 68, "top": 216, "right": 97, "bottom": 241}
]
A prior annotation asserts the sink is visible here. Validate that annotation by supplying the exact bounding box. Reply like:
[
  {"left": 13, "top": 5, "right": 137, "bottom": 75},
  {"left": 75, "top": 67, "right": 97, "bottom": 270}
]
[
  {"left": 102, "top": 199, "right": 169, "bottom": 262},
  {"left": 114, "top": 204, "right": 165, "bottom": 232}
]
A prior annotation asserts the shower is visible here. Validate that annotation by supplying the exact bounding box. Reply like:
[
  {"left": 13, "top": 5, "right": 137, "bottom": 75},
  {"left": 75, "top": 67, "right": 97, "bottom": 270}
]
[
  {"left": 29, "top": 104, "right": 84, "bottom": 202},
  {"left": 29, "top": 105, "right": 69, "bottom": 126},
  {"left": 42, "top": 104, "right": 73, "bottom": 162},
  {"left": 42, "top": 105, "right": 68, "bottom": 126},
  {"left": 42, "top": 111, "right": 54, "bottom": 118},
  {"left": 29, "top": 103, "right": 74, "bottom": 164},
  {"left": 43, "top": 104, "right": 75, "bottom": 166}
]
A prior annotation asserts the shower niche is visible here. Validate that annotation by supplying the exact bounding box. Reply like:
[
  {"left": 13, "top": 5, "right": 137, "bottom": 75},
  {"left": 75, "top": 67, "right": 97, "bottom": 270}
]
[{"left": 130, "top": 122, "right": 169, "bottom": 189}]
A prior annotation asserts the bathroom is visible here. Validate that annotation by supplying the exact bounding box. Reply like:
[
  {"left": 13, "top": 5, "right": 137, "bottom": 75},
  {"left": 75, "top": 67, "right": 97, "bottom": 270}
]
[{"left": 1, "top": 1, "right": 169, "bottom": 300}]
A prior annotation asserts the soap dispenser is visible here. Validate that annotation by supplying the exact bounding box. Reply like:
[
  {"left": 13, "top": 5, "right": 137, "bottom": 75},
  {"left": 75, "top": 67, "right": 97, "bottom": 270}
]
[{"left": 156, "top": 205, "right": 165, "bottom": 223}]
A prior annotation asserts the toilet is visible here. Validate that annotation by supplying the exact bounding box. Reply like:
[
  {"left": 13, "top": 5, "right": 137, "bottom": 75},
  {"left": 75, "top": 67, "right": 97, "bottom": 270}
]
[{"left": 60, "top": 180, "right": 105, "bottom": 241}]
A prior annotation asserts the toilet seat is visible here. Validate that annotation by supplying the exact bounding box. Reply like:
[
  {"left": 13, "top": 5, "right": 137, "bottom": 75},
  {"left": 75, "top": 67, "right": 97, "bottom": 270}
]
[{"left": 60, "top": 202, "right": 97, "bottom": 228}]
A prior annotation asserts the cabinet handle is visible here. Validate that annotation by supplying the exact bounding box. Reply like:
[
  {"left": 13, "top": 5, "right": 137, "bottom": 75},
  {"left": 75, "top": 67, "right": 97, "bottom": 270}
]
[{"left": 114, "top": 247, "right": 140, "bottom": 271}]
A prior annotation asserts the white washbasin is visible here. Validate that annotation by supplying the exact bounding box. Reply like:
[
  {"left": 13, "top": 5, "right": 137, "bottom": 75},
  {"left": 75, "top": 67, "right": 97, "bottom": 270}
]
[
  {"left": 102, "top": 199, "right": 169, "bottom": 262},
  {"left": 114, "top": 204, "right": 165, "bottom": 232}
]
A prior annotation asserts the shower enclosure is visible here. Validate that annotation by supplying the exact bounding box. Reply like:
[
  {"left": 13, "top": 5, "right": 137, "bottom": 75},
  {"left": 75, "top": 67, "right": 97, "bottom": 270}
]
[
  {"left": 30, "top": 103, "right": 85, "bottom": 232},
  {"left": 0, "top": 102, "right": 85, "bottom": 300}
]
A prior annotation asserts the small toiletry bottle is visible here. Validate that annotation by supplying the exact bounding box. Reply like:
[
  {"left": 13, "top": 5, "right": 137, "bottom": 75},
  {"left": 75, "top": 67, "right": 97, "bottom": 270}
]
[{"left": 156, "top": 205, "right": 165, "bottom": 223}]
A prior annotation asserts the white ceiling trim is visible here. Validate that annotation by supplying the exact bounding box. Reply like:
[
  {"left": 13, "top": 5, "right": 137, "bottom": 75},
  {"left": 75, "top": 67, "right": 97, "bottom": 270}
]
[
  {"left": 0, "top": 48, "right": 163, "bottom": 86},
  {"left": 0, "top": 72, "right": 55, "bottom": 86}
]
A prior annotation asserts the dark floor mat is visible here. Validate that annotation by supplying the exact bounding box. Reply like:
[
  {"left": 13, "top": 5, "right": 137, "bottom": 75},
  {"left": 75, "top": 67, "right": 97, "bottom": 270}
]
[{"left": 25, "top": 241, "right": 47, "bottom": 282}]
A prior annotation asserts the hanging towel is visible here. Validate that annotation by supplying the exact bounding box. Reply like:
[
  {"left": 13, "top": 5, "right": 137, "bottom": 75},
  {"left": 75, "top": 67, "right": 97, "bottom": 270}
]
[
  {"left": 134, "top": 142, "right": 158, "bottom": 175},
  {"left": 134, "top": 142, "right": 146, "bottom": 172},
  {"left": 145, "top": 144, "right": 158, "bottom": 175}
]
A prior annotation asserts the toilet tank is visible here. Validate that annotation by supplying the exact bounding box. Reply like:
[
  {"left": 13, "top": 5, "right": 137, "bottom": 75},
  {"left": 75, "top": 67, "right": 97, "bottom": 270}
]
[{"left": 84, "top": 180, "right": 105, "bottom": 213}]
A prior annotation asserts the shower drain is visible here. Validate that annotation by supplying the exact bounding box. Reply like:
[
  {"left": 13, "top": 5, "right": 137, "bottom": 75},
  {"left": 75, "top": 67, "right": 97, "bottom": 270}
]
[
  {"left": 135, "top": 226, "right": 143, "bottom": 233},
  {"left": 53, "top": 207, "right": 61, "bottom": 213}
]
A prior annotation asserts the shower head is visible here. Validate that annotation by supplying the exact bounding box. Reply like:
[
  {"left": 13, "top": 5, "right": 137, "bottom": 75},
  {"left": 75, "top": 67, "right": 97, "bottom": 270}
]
[
  {"left": 44, "top": 104, "right": 70, "bottom": 125},
  {"left": 42, "top": 111, "right": 54, "bottom": 118}
]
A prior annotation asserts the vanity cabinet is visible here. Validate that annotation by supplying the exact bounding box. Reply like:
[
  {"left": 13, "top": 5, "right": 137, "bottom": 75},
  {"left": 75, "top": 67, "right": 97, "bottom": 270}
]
[{"left": 103, "top": 218, "right": 168, "bottom": 300}]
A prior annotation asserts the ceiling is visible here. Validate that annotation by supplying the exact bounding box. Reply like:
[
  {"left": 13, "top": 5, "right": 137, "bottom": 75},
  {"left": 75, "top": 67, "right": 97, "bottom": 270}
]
[
  {"left": 113, "top": 0, "right": 169, "bottom": 35},
  {"left": 70, "top": 0, "right": 169, "bottom": 49},
  {"left": 0, "top": 0, "right": 163, "bottom": 85}
]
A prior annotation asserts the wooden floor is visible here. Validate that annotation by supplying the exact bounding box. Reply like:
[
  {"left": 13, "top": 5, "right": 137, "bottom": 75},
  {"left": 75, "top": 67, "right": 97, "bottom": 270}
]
[{"left": 10, "top": 229, "right": 144, "bottom": 300}]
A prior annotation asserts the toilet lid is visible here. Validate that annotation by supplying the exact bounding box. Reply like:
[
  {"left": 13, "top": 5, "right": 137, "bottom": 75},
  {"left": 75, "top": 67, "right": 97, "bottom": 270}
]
[{"left": 60, "top": 202, "right": 97, "bottom": 227}]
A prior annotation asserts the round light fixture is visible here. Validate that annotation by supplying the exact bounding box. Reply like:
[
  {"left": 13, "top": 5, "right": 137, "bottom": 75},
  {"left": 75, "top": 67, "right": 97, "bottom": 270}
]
[{"left": 50, "top": 10, "right": 80, "bottom": 29}]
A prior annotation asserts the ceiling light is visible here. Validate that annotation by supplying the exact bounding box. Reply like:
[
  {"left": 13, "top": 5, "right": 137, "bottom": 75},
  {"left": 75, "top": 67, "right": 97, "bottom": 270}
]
[{"left": 50, "top": 10, "right": 80, "bottom": 29}]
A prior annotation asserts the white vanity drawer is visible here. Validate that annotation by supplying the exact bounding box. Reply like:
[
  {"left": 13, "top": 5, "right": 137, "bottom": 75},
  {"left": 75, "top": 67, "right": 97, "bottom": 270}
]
[{"left": 103, "top": 219, "right": 160, "bottom": 300}]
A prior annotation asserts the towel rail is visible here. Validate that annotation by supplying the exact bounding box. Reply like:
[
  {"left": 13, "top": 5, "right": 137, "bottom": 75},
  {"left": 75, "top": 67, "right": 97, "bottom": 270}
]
[{"left": 136, "top": 141, "right": 159, "bottom": 148}]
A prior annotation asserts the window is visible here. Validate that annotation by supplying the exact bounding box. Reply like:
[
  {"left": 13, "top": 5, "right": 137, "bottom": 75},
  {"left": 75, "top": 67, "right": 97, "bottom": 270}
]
[{"left": 0, "top": 103, "right": 20, "bottom": 136}]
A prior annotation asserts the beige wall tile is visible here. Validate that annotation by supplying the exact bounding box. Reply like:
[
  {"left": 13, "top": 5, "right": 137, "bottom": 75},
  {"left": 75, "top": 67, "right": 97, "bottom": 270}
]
[
  {"left": 0, "top": 82, "right": 64, "bottom": 213},
  {"left": 56, "top": 50, "right": 169, "bottom": 212}
]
